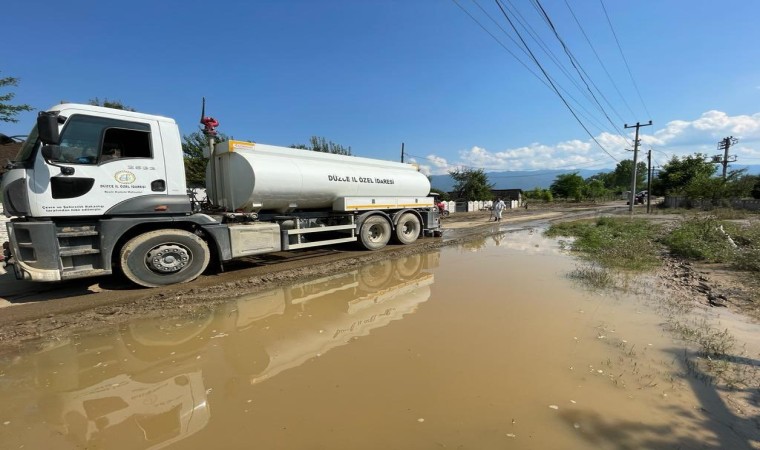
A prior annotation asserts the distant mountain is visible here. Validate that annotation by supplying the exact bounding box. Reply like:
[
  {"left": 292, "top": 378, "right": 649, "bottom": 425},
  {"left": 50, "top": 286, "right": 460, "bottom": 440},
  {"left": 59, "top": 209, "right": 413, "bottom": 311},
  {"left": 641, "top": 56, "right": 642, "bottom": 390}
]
[{"left": 430, "top": 165, "right": 760, "bottom": 192}]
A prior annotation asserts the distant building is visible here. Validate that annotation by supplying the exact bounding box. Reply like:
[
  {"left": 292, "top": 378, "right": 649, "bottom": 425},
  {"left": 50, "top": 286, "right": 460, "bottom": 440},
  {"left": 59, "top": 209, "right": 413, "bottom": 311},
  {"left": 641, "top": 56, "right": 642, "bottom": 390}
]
[{"left": 491, "top": 189, "right": 523, "bottom": 205}]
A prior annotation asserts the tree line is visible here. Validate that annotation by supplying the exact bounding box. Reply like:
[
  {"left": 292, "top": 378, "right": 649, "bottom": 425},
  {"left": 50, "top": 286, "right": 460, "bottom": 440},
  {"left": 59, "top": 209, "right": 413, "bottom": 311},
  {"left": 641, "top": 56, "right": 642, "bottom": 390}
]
[{"left": 446, "top": 156, "right": 760, "bottom": 203}]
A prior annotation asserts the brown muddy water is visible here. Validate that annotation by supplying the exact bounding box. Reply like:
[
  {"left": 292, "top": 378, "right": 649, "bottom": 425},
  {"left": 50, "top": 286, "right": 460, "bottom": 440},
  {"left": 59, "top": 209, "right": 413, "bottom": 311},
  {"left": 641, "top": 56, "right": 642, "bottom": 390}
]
[{"left": 1, "top": 228, "right": 758, "bottom": 449}]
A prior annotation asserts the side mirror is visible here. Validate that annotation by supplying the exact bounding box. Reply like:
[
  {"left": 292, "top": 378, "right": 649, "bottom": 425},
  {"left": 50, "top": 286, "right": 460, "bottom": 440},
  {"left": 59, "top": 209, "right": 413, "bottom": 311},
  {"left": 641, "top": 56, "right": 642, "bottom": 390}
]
[{"left": 37, "top": 112, "right": 61, "bottom": 145}]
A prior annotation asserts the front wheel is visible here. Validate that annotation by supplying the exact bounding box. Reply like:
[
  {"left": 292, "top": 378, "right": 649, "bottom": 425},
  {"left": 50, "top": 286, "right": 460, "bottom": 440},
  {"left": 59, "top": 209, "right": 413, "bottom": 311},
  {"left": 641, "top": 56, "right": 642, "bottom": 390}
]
[
  {"left": 359, "top": 216, "right": 392, "bottom": 250},
  {"left": 120, "top": 229, "right": 210, "bottom": 288}
]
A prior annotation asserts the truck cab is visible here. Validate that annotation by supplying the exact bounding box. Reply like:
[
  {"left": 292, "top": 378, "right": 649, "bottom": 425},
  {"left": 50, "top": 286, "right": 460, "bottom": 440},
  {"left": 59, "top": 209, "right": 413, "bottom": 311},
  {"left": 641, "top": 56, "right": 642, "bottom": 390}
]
[
  {"left": 3, "top": 104, "right": 189, "bottom": 218},
  {"left": 1, "top": 105, "right": 204, "bottom": 282}
]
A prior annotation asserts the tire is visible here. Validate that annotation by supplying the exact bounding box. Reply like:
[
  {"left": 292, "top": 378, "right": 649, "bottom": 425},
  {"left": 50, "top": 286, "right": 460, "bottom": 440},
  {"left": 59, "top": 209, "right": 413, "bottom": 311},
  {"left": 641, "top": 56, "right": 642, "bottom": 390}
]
[
  {"left": 441, "top": 210, "right": 450, "bottom": 217},
  {"left": 120, "top": 229, "right": 210, "bottom": 288},
  {"left": 393, "top": 212, "right": 421, "bottom": 245},
  {"left": 359, "top": 215, "right": 392, "bottom": 250},
  {"left": 395, "top": 254, "right": 422, "bottom": 279},
  {"left": 359, "top": 260, "right": 394, "bottom": 289}
]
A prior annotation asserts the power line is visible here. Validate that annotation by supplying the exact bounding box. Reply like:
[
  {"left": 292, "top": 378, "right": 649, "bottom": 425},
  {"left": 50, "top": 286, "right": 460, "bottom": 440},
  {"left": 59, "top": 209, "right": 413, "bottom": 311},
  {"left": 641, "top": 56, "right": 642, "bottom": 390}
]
[
  {"left": 460, "top": 0, "right": 618, "bottom": 135},
  {"left": 493, "top": 0, "right": 618, "bottom": 162},
  {"left": 498, "top": 0, "right": 621, "bottom": 136},
  {"left": 599, "top": 0, "right": 651, "bottom": 120},
  {"left": 530, "top": 0, "right": 629, "bottom": 140},
  {"left": 452, "top": 0, "right": 540, "bottom": 81},
  {"left": 563, "top": 0, "right": 636, "bottom": 121}
]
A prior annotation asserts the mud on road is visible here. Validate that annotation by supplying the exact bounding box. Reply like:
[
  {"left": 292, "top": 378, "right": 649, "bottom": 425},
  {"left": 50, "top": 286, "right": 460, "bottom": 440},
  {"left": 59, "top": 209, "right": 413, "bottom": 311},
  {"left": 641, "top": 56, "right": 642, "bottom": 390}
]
[{"left": 0, "top": 205, "right": 615, "bottom": 353}]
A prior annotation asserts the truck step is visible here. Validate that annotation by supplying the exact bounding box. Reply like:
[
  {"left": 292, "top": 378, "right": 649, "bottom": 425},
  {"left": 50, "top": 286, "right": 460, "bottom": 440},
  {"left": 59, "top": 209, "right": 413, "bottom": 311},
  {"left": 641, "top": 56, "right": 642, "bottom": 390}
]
[
  {"left": 59, "top": 246, "right": 101, "bottom": 257},
  {"left": 61, "top": 268, "right": 111, "bottom": 280},
  {"left": 57, "top": 230, "right": 100, "bottom": 237}
]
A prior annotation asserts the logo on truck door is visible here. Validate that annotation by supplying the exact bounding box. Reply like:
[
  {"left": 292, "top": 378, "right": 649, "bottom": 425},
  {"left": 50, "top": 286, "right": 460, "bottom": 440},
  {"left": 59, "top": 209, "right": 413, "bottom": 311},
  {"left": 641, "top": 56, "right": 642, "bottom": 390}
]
[{"left": 114, "top": 170, "right": 137, "bottom": 184}]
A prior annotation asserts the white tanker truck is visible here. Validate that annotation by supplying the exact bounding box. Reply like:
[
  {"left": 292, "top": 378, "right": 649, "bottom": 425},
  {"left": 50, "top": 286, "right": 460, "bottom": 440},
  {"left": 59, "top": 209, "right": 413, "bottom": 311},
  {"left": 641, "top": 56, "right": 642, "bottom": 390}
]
[{"left": 1, "top": 104, "right": 441, "bottom": 287}]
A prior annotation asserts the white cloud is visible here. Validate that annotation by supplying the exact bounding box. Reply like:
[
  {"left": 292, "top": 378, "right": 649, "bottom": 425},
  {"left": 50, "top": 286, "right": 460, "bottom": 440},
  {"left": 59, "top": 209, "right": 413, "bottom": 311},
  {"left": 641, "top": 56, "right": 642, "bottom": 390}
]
[{"left": 422, "top": 109, "right": 760, "bottom": 175}]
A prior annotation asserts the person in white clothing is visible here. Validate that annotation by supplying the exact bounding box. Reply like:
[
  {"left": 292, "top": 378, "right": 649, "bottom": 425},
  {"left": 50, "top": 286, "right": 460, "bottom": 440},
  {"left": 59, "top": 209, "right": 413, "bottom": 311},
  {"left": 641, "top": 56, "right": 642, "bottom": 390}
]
[{"left": 493, "top": 198, "right": 506, "bottom": 221}]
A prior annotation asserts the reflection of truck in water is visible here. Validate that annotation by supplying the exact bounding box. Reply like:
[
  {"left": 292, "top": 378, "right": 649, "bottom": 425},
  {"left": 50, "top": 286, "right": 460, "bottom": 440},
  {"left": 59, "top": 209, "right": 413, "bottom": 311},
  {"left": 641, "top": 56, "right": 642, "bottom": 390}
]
[
  {"left": 0, "top": 253, "right": 438, "bottom": 449},
  {"left": 1, "top": 104, "right": 441, "bottom": 287}
]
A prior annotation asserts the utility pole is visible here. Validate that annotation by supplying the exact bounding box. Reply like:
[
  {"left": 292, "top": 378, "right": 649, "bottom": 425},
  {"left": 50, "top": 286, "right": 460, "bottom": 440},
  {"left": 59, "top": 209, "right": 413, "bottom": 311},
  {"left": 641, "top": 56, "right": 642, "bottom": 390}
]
[
  {"left": 625, "top": 121, "right": 652, "bottom": 213},
  {"left": 401, "top": 142, "right": 405, "bottom": 163},
  {"left": 715, "top": 136, "right": 738, "bottom": 180},
  {"left": 646, "top": 149, "right": 652, "bottom": 214}
]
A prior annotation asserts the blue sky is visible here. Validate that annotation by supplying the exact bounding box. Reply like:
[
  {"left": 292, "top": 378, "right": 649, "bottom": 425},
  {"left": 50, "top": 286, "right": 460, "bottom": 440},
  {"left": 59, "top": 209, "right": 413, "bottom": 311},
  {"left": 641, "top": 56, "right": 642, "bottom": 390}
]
[{"left": 3, "top": 0, "right": 760, "bottom": 175}]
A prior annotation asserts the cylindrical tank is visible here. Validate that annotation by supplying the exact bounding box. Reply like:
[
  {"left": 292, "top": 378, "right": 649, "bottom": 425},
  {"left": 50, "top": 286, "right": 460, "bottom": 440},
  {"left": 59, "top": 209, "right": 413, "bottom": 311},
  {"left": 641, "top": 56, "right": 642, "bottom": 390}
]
[{"left": 208, "top": 141, "right": 431, "bottom": 213}]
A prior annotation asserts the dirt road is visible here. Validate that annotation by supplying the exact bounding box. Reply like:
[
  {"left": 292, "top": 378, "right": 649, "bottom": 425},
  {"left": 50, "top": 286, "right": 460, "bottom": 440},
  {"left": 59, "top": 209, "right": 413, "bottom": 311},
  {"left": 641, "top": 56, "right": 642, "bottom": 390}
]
[{"left": 0, "top": 204, "right": 620, "bottom": 352}]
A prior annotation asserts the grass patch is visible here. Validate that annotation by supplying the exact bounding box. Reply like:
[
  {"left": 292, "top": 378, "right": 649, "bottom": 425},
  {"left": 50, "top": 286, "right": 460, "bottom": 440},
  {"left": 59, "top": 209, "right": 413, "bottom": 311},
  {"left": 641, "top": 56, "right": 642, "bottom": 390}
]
[
  {"left": 662, "top": 217, "right": 760, "bottom": 273},
  {"left": 661, "top": 217, "right": 735, "bottom": 262},
  {"left": 729, "top": 222, "right": 760, "bottom": 272},
  {"left": 668, "top": 318, "right": 735, "bottom": 357},
  {"left": 546, "top": 217, "right": 661, "bottom": 271},
  {"left": 568, "top": 264, "right": 614, "bottom": 289}
]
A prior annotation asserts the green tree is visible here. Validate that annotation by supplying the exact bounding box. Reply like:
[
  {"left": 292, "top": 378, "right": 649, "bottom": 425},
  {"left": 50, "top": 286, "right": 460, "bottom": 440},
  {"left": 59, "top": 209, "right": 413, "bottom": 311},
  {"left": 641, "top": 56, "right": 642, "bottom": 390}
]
[
  {"left": 0, "top": 74, "right": 33, "bottom": 123},
  {"left": 584, "top": 178, "right": 608, "bottom": 201},
  {"left": 653, "top": 153, "right": 716, "bottom": 196},
  {"left": 752, "top": 177, "right": 760, "bottom": 199},
  {"left": 449, "top": 168, "right": 493, "bottom": 200},
  {"left": 182, "top": 131, "right": 228, "bottom": 187},
  {"left": 606, "top": 159, "right": 647, "bottom": 191},
  {"left": 723, "top": 170, "right": 757, "bottom": 198},
  {"left": 88, "top": 98, "right": 135, "bottom": 111},
  {"left": 429, "top": 187, "right": 450, "bottom": 201},
  {"left": 291, "top": 136, "right": 351, "bottom": 155},
  {"left": 550, "top": 173, "right": 586, "bottom": 201},
  {"left": 524, "top": 186, "right": 553, "bottom": 202}
]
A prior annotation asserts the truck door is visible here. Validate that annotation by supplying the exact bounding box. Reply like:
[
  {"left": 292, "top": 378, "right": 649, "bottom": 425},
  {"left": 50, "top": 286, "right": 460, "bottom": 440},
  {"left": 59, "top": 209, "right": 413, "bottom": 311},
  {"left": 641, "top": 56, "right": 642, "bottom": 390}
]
[{"left": 29, "top": 113, "right": 167, "bottom": 217}]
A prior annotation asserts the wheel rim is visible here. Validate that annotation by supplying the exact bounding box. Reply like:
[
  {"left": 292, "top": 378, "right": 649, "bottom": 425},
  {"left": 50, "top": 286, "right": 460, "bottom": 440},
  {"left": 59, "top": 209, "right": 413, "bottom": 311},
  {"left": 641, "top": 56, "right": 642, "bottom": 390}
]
[
  {"left": 401, "top": 220, "right": 416, "bottom": 237},
  {"left": 146, "top": 244, "right": 192, "bottom": 274},
  {"left": 368, "top": 224, "right": 384, "bottom": 242}
]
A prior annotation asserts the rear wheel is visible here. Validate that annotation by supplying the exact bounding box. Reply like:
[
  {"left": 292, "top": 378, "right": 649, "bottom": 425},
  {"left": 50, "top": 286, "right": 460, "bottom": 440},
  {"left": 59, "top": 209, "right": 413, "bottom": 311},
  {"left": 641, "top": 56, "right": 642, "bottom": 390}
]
[
  {"left": 359, "top": 216, "right": 391, "bottom": 250},
  {"left": 359, "top": 260, "right": 394, "bottom": 289},
  {"left": 395, "top": 254, "right": 422, "bottom": 278},
  {"left": 120, "top": 229, "right": 210, "bottom": 288},
  {"left": 394, "top": 212, "right": 421, "bottom": 245}
]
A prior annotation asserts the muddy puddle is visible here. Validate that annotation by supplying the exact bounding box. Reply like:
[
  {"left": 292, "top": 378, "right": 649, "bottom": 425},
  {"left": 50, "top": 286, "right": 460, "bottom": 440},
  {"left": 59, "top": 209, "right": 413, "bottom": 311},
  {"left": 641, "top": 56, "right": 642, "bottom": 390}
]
[{"left": 1, "top": 228, "right": 758, "bottom": 449}]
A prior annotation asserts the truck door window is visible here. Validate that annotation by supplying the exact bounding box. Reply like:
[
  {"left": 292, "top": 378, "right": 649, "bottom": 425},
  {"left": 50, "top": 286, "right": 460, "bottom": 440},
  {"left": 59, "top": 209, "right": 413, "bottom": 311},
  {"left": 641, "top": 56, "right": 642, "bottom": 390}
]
[
  {"left": 100, "top": 126, "right": 151, "bottom": 162},
  {"left": 55, "top": 115, "right": 151, "bottom": 165}
]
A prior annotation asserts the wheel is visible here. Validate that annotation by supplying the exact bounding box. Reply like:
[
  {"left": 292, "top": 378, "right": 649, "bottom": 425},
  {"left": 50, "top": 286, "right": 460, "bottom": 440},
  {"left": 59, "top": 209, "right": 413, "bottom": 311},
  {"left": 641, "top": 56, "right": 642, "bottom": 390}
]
[
  {"left": 395, "top": 254, "right": 422, "bottom": 278},
  {"left": 441, "top": 210, "right": 450, "bottom": 217},
  {"left": 120, "top": 229, "right": 210, "bottom": 288},
  {"left": 359, "top": 215, "right": 392, "bottom": 250},
  {"left": 393, "top": 212, "right": 421, "bottom": 245},
  {"left": 359, "top": 260, "right": 394, "bottom": 289}
]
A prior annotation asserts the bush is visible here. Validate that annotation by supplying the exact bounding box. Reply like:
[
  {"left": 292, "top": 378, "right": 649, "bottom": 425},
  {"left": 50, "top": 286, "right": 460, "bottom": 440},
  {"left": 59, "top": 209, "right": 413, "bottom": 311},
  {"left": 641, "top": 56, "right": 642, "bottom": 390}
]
[{"left": 662, "top": 217, "right": 735, "bottom": 262}]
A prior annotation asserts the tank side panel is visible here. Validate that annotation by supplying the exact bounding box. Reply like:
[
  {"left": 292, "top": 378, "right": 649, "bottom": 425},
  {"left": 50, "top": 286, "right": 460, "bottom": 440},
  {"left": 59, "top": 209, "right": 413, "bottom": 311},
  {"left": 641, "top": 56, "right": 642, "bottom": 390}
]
[{"left": 227, "top": 145, "right": 430, "bottom": 212}]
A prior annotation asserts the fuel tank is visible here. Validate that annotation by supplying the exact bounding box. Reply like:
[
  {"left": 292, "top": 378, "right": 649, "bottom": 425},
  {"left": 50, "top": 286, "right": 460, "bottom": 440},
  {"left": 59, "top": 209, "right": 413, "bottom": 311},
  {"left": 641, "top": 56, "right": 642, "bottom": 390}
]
[{"left": 208, "top": 141, "right": 431, "bottom": 213}]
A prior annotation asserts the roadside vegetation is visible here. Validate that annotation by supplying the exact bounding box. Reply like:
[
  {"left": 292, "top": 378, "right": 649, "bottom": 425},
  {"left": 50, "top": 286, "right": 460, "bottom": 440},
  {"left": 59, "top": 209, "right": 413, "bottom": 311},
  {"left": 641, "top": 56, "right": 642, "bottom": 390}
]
[
  {"left": 546, "top": 217, "right": 661, "bottom": 271},
  {"left": 546, "top": 212, "right": 760, "bottom": 388},
  {"left": 547, "top": 214, "right": 760, "bottom": 275}
]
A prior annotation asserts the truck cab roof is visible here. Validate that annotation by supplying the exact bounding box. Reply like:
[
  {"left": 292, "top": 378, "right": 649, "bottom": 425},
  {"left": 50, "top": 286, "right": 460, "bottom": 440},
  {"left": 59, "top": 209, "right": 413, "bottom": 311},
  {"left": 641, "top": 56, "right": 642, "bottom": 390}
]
[{"left": 49, "top": 103, "right": 177, "bottom": 125}]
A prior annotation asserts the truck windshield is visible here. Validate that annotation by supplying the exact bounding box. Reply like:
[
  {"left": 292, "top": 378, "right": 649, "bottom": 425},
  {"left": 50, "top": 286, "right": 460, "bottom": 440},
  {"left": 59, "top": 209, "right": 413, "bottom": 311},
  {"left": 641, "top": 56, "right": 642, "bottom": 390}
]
[{"left": 11, "top": 126, "right": 39, "bottom": 163}]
